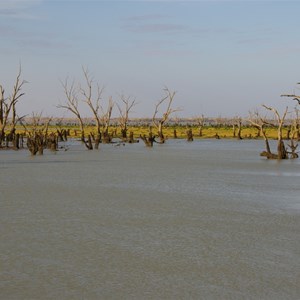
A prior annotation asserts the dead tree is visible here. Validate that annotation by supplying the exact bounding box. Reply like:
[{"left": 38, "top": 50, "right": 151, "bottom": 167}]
[
  {"left": 293, "top": 108, "right": 300, "bottom": 141},
  {"left": 80, "top": 67, "right": 104, "bottom": 149},
  {"left": 262, "top": 105, "right": 289, "bottom": 159},
  {"left": 0, "top": 67, "right": 26, "bottom": 147},
  {"left": 140, "top": 132, "right": 156, "bottom": 147},
  {"left": 286, "top": 108, "right": 299, "bottom": 158},
  {"left": 152, "top": 87, "right": 181, "bottom": 143},
  {"left": 195, "top": 114, "right": 205, "bottom": 137},
  {"left": 248, "top": 110, "right": 274, "bottom": 158},
  {"left": 24, "top": 113, "right": 59, "bottom": 155},
  {"left": 55, "top": 118, "right": 68, "bottom": 142},
  {"left": 58, "top": 78, "right": 92, "bottom": 149},
  {"left": 0, "top": 86, "right": 3, "bottom": 129},
  {"left": 281, "top": 83, "right": 300, "bottom": 105},
  {"left": 287, "top": 126, "right": 298, "bottom": 158},
  {"left": 186, "top": 128, "right": 193, "bottom": 142},
  {"left": 23, "top": 112, "right": 44, "bottom": 155},
  {"left": 281, "top": 85, "right": 300, "bottom": 141},
  {"left": 117, "top": 94, "right": 137, "bottom": 142},
  {"left": 100, "top": 97, "right": 114, "bottom": 143},
  {"left": 232, "top": 116, "right": 243, "bottom": 139}
]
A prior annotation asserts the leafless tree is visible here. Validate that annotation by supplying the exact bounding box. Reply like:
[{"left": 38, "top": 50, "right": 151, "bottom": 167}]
[
  {"left": 281, "top": 82, "right": 300, "bottom": 105},
  {"left": 292, "top": 107, "right": 300, "bottom": 141},
  {"left": 78, "top": 67, "right": 106, "bottom": 148},
  {"left": 100, "top": 96, "right": 114, "bottom": 143},
  {"left": 247, "top": 109, "right": 273, "bottom": 157},
  {"left": 186, "top": 128, "right": 193, "bottom": 141},
  {"left": 152, "top": 87, "right": 181, "bottom": 143},
  {"left": 0, "top": 67, "right": 26, "bottom": 146},
  {"left": 286, "top": 108, "right": 299, "bottom": 158},
  {"left": 117, "top": 94, "right": 137, "bottom": 142},
  {"left": 231, "top": 116, "right": 243, "bottom": 139},
  {"left": 195, "top": 114, "right": 205, "bottom": 137},
  {"left": 281, "top": 83, "right": 300, "bottom": 141},
  {"left": 21, "top": 112, "right": 55, "bottom": 155},
  {"left": 140, "top": 132, "right": 156, "bottom": 147},
  {"left": 80, "top": 67, "right": 104, "bottom": 144},
  {"left": 58, "top": 78, "right": 91, "bottom": 147},
  {"left": 262, "top": 105, "right": 289, "bottom": 159}
]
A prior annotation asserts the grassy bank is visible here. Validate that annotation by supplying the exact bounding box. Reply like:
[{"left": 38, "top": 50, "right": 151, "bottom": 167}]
[{"left": 12, "top": 124, "right": 288, "bottom": 140}]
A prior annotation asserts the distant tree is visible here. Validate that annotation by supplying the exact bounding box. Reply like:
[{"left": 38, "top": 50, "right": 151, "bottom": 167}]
[
  {"left": 80, "top": 67, "right": 104, "bottom": 134},
  {"left": 0, "top": 67, "right": 26, "bottom": 147},
  {"left": 117, "top": 94, "right": 137, "bottom": 142},
  {"left": 281, "top": 82, "right": 300, "bottom": 142},
  {"left": 262, "top": 105, "right": 289, "bottom": 159},
  {"left": 152, "top": 87, "right": 181, "bottom": 143},
  {"left": 100, "top": 96, "right": 114, "bottom": 143},
  {"left": 58, "top": 78, "right": 92, "bottom": 149},
  {"left": 231, "top": 116, "right": 243, "bottom": 139},
  {"left": 195, "top": 114, "right": 205, "bottom": 137},
  {"left": 79, "top": 67, "right": 104, "bottom": 148},
  {"left": 248, "top": 109, "right": 273, "bottom": 157}
]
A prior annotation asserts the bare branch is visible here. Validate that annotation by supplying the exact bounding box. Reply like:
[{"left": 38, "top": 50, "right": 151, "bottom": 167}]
[
  {"left": 79, "top": 67, "right": 105, "bottom": 135},
  {"left": 58, "top": 77, "right": 85, "bottom": 140},
  {"left": 152, "top": 87, "right": 181, "bottom": 128},
  {"left": 0, "top": 66, "right": 26, "bottom": 141}
]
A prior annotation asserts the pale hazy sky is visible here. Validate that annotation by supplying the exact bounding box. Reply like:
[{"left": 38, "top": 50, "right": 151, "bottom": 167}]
[{"left": 1, "top": 0, "right": 300, "bottom": 118}]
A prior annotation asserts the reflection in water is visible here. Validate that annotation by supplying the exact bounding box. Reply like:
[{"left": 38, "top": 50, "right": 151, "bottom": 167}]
[{"left": 1, "top": 139, "right": 300, "bottom": 299}]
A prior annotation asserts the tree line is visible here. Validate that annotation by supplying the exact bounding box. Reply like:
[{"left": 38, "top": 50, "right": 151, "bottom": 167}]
[{"left": 0, "top": 67, "right": 299, "bottom": 159}]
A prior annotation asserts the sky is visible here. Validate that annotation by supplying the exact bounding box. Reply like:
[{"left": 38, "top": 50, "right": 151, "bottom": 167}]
[{"left": 1, "top": 0, "right": 300, "bottom": 119}]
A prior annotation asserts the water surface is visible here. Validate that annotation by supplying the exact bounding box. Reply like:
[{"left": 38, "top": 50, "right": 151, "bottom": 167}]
[{"left": 1, "top": 139, "right": 300, "bottom": 299}]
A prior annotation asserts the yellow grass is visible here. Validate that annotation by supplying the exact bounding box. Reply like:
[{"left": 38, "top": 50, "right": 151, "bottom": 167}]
[{"left": 11, "top": 124, "right": 286, "bottom": 140}]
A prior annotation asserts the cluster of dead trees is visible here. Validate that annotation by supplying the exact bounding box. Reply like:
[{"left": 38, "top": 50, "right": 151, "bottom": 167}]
[
  {"left": 57, "top": 68, "right": 182, "bottom": 149},
  {"left": 0, "top": 68, "right": 69, "bottom": 155},
  {"left": 248, "top": 100, "right": 299, "bottom": 159},
  {"left": 57, "top": 67, "right": 140, "bottom": 150},
  {"left": 1, "top": 67, "right": 299, "bottom": 159}
]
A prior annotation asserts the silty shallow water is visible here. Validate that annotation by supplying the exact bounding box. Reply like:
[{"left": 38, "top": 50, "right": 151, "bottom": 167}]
[{"left": 1, "top": 139, "right": 300, "bottom": 299}]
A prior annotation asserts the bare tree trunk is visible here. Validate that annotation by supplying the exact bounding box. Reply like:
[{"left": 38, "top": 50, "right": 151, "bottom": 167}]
[
  {"left": 186, "top": 128, "right": 193, "bottom": 141},
  {"left": 94, "top": 134, "right": 101, "bottom": 149},
  {"left": 173, "top": 129, "right": 177, "bottom": 139},
  {"left": 13, "top": 133, "right": 20, "bottom": 150},
  {"left": 152, "top": 87, "right": 181, "bottom": 145},
  {"left": 128, "top": 131, "right": 134, "bottom": 143},
  {"left": 277, "top": 139, "right": 287, "bottom": 159},
  {"left": 237, "top": 119, "right": 242, "bottom": 140},
  {"left": 232, "top": 123, "right": 236, "bottom": 138},
  {"left": 0, "top": 67, "right": 26, "bottom": 147},
  {"left": 262, "top": 105, "right": 289, "bottom": 159},
  {"left": 158, "top": 122, "right": 165, "bottom": 143},
  {"left": 287, "top": 138, "right": 298, "bottom": 158},
  {"left": 117, "top": 94, "right": 137, "bottom": 143},
  {"left": 140, "top": 132, "right": 155, "bottom": 147}
]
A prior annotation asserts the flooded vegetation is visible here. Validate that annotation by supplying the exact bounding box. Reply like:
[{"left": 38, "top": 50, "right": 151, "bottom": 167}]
[{"left": 1, "top": 69, "right": 300, "bottom": 299}]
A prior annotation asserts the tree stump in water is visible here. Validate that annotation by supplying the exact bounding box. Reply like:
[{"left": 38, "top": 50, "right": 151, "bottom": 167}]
[
  {"left": 94, "top": 134, "right": 101, "bottom": 149},
  {"left": 128, "top": 131, "right": 134, "bottom": 143},
  {"left": 173, "top": 129, "right": 177, "bottom": 139},
  {"left": 140, "top": 132, "right": 155, "bottom": 147},
  {"left": 277, "top": 140, "right": 287, "bottom": 159},
  {"left": 12, "top": 133, "right": 20, "bottom": 150},
  {"left": 186, "top": 129, "right": 193, "bottom": 142}
]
